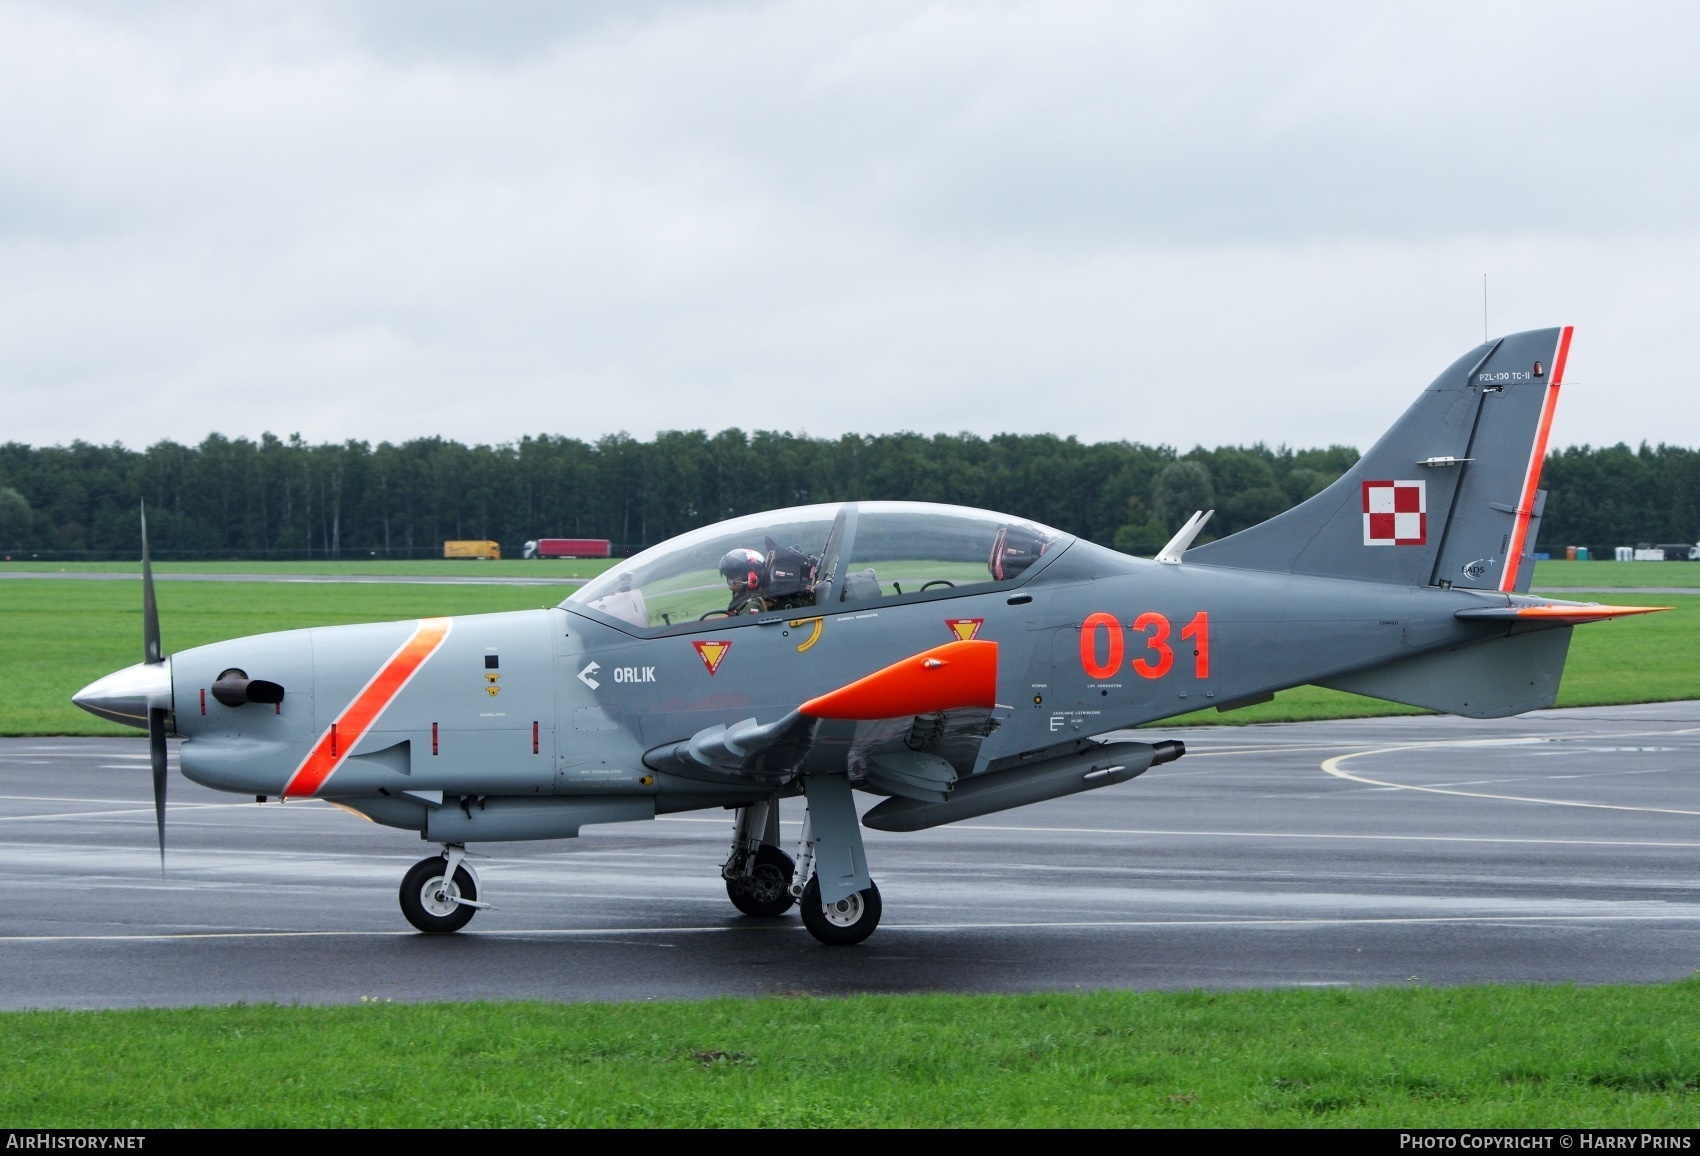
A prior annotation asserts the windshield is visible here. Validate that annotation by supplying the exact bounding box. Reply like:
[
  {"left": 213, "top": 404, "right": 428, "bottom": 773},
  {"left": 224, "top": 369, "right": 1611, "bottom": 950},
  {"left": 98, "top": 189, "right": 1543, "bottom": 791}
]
[{"left": 565, "top": 501, "right": 1071, "bottom": 633}]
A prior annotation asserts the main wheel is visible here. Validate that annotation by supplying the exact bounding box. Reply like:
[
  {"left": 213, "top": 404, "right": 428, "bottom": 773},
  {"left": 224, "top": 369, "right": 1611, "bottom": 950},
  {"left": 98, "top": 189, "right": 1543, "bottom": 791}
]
[
  {"left": 399, "top": 856, "right": 479, "bottom": 934},
  {"left": 798, "top": 875, "right": 882, "bottom": 945},
  {"left": 726, "top": 844, "right": 796, "bottom": 917}
]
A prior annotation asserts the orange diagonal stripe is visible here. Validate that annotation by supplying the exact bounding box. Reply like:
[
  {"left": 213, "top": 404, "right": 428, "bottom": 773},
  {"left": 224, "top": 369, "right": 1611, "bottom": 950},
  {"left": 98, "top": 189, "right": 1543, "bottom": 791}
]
[
  {"left": 1500, "top": 325, "right": 1572, "bottom": 592},
  {"left": 283, "top": 617, "right": 453, "bottom": 797}
]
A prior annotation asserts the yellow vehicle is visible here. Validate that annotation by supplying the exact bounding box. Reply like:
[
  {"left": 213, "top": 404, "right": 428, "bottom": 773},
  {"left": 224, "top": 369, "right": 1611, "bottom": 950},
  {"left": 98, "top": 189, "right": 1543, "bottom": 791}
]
[{"left": 443, "top": 540, "right": 501, "bottom": 560}]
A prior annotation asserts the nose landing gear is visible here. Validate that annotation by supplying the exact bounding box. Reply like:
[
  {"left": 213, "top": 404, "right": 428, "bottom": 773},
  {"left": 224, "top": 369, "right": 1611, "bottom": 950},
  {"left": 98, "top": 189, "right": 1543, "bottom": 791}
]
[{"left": 399, "top": 844, "right": 485, "bottom": 933}]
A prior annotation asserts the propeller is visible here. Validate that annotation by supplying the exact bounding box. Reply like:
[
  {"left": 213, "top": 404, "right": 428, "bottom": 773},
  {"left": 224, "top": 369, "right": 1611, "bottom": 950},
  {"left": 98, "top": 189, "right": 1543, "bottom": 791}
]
[{"left": 141, "top": 502, "right": 167, "bottom": 871}]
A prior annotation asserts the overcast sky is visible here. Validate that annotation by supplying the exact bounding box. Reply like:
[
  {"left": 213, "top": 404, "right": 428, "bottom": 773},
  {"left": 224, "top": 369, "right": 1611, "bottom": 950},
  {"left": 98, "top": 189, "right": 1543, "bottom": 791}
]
[{"left": 2, "top": 1, "right": 1696, "bottom": 453}]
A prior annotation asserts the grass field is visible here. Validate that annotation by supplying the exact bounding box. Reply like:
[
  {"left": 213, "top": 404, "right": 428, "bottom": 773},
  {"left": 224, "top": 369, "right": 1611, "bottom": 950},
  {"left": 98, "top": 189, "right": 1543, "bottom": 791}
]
[
  {"left": 0, "top": 580, "right": 559, "bottom": 735},
  {"left": 4, "top": 983, "right": 1698, "bottom": 1127},
  {"left": 2, "top": 579, "right": 1691, "bottom": 735},
  {"left": 1531, "top": 560, "right": 1700, "bottom": 588},
  {"left": 0, "top": 557, "right": 622, "bottom": 579},
  {"left": 6, "top": 556, "right": 1697, "bottom": 586}
]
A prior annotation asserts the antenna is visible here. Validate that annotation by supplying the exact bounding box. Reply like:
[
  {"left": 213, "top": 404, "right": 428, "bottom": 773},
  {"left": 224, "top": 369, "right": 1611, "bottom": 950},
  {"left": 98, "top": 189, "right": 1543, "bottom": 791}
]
[{"left": 1482, "top": 273, "right": 1488, "bottom": 342}]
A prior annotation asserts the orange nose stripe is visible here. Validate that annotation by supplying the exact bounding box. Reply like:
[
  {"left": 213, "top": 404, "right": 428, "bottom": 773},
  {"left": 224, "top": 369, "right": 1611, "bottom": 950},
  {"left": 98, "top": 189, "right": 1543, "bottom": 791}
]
[{"left": 282, "top": 618, "right": 453, "bottom": 797}]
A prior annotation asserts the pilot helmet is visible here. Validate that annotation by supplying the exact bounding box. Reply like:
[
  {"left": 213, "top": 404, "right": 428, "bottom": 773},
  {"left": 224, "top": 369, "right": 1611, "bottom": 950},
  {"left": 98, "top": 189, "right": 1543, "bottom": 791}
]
[{"left": 719, "top": 547, "right": 768, "bottom": 593}]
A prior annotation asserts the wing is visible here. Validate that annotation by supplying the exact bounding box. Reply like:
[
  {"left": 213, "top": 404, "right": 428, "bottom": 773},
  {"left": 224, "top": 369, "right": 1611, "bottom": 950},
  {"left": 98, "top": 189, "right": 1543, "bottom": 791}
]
[{"left": 642, "top": 639, "right": 1004, "bottom": 801}]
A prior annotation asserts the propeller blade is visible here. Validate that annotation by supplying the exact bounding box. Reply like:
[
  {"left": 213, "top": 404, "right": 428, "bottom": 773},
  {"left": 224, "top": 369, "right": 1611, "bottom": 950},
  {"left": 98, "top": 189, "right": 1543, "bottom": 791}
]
[
  {"left": 149, "top": 706, "right": 167, "bottom": 871},
  {"left": 141, "top": 501, "right": 161, "bottom": 665},
  {"left": 141, "top": 502, "right": 167, "bottom": 870}
]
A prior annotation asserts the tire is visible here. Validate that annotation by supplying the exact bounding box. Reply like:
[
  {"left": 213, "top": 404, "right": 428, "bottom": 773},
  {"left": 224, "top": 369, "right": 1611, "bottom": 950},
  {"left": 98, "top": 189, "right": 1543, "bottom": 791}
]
[
  {"left": 399, "top": 856, "right": 479, "bottom": 934},
  {"left": 726, "top": 844, "right": 796, "bottom": 917},
  {"left": 798, "top": 875, "right": 882, "bottom": 946}
]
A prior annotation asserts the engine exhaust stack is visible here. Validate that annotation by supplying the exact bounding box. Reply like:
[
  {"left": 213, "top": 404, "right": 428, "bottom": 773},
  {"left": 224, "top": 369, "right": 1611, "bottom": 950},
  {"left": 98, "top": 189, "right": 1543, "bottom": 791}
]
[{"left": 210, "top": 669, "right": 286, "bottom": 708}]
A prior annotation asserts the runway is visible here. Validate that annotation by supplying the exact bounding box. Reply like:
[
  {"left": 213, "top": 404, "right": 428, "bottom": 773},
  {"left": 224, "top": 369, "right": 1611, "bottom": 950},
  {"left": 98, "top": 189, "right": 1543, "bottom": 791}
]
[{"left": 2, "top": 701, "right": 1697, "bottom": 1009}]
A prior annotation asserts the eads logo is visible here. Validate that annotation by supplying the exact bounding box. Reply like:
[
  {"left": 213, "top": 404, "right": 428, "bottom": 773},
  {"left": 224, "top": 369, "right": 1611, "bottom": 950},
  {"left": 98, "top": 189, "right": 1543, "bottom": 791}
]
[{"left": 692, "top": 640, "right": 732, "bottom": 676}]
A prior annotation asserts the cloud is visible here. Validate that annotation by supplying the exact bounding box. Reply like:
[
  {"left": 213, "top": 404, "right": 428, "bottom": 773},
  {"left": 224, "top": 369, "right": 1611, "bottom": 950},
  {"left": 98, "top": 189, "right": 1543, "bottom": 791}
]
[{"left": 1, "top": 0, "right": 1696, "bottom": 452}]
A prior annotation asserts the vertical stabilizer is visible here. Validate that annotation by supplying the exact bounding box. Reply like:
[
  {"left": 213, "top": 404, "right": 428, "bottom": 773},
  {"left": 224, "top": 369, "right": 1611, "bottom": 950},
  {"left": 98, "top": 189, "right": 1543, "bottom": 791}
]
[{"left": 1188, "top": 327, "right": 1572, "bottom": 591}]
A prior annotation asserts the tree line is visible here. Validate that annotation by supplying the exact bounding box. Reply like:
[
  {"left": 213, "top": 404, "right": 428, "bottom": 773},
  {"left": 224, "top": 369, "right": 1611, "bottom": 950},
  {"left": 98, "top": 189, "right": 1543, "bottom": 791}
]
[{"left": 0, "top": 432, "right": 1694, "bottom": 560}]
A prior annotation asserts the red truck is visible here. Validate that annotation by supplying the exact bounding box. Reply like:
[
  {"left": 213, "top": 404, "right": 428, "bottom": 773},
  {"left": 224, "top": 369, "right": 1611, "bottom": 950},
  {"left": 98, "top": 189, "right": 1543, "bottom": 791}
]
[{"left": 523, "top": 538, "right": 612, "bottom": 559}]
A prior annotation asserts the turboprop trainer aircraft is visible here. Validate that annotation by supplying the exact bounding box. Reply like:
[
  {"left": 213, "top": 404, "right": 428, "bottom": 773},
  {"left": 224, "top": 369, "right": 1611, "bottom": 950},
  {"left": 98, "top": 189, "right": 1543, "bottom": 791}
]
[{"left": 74, "top": 326, "right": 1666, "bottom": 944}]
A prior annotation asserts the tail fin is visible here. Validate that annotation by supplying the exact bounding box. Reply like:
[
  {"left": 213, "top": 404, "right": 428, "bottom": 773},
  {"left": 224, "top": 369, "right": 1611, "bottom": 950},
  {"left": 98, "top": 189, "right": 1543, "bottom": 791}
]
[{"left": 1188, "top": 326, "right": 1573, "bottom": 592}]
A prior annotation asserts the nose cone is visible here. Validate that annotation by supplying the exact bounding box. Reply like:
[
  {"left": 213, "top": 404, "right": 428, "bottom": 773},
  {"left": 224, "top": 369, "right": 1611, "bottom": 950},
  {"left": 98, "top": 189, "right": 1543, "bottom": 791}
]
[{"left": 72, "top": 660, "right": 172, "bottom": 729}]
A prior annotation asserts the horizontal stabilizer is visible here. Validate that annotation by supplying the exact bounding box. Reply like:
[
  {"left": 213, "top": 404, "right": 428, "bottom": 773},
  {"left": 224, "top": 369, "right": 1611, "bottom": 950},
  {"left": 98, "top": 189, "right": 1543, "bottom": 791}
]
[
  {"left": 1455, "top": 603, "right": 1669, "bottom": 624},
  {"left": 1317, "top": 628, "right": 1571, "bottom": 719}
]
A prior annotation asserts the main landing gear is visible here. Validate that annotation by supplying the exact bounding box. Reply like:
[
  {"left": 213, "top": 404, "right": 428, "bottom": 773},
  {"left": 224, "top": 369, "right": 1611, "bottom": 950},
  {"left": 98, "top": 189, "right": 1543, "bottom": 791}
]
[
  {"left": 797, "top": 875, "right": 883, "bottom": 947},
  {"left": 399, "top": 844, "right": 487, "bottom": 933},
  {"left": 721, "top": 799, "right": 796, "bottom": 918},
  {"left": 397, "top": 788, "right": 886, "bottom": 944},
  {"left": 724, "top": 786, "right": 883, "bottom": 946}
]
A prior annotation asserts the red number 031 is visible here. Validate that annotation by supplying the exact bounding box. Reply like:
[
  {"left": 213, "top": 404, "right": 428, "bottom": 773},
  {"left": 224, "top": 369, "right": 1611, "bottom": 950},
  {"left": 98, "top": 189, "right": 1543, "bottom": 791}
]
[{"left": 1080, "top": 611, "right": 1209, "bottom": 680}]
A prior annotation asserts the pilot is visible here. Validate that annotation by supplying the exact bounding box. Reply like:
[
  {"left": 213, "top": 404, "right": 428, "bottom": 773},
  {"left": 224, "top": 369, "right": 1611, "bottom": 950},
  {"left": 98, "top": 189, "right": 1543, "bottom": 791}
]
[
  {"left": 719, "top": 548, "right": 770, "bottom": 615},
  {"left": 719, "top": 541, "right": 820, "bottom": 615}
]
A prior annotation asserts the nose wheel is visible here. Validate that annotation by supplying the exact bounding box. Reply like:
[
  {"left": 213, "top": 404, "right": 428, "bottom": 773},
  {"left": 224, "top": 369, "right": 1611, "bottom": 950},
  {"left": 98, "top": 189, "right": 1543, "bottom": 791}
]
[{"left": 400, "top": 850, "right": 480, "bottom": 933}]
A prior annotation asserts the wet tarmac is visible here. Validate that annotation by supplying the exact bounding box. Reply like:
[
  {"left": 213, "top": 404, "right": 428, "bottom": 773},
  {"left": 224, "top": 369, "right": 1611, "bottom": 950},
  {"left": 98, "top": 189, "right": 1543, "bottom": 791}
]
[{"left": 2, "top": 701, "right": 1696, "bottom": 1008}]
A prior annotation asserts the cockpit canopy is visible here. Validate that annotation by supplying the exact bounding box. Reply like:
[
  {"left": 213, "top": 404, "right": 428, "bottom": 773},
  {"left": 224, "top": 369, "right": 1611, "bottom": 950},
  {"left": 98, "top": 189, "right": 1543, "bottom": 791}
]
[{"left": 564, "top": 501, "right": 1071, "bottom": 634}]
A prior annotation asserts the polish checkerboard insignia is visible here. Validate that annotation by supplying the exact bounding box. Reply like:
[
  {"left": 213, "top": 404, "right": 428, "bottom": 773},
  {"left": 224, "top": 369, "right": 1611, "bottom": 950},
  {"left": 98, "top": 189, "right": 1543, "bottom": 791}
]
[{"left": 1361, "top": 480, "right": 1426, "bottom": 546}]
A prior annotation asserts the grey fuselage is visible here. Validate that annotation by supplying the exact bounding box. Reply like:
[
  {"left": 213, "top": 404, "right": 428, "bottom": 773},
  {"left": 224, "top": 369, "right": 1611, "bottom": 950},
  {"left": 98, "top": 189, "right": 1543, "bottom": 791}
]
[{"left": 166, "top": 538, "right": 1519, "bottom": 834}]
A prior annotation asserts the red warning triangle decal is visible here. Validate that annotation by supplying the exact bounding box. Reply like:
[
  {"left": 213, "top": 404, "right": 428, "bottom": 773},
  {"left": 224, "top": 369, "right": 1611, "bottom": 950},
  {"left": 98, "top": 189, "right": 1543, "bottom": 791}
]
[
  {"left": 945, "top": 618, "right": 984, "bottom": 642},
  {"left": 693, "top": 640, "right": 732, "bottom": 676}
]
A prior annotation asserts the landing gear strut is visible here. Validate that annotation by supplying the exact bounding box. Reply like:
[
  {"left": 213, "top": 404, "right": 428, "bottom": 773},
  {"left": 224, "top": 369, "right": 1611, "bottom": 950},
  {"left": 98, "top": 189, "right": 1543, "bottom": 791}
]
[
  {"left": 725, "top": 782, "right": 884, "bottom": 944},
  {"left": 792, "top": 775, "right": 883, "bottom": 946},
  {"left": 723, "top": 799, "right": 796, "bottom": 917},
  {"left": 399, "top": 844, "right": 483, "bottom": 933}
]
